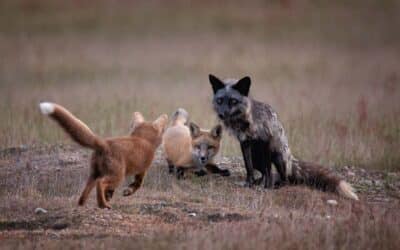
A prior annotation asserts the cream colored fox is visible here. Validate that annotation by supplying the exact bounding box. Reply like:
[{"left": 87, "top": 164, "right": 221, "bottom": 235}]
[{"left": 162, "top": 108, "right": 230, "bottom": 178}]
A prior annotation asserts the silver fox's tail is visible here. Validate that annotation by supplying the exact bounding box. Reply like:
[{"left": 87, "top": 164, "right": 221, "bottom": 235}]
[{"left": 289, "top": 158, "right": 359, "bottom": 201}]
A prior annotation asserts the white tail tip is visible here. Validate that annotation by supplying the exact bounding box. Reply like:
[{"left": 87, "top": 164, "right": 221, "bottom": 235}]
[
  {"left": 337, "top": 181, "right": 359, "bottom": 201},
  {"left": 39, "top": 102, "right": 55, "bottom": 115}
]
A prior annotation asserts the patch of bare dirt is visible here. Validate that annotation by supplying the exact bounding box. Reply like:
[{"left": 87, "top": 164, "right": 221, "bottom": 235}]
[{"left": 0, "top": 144, "right": 399, "bottom": 248}]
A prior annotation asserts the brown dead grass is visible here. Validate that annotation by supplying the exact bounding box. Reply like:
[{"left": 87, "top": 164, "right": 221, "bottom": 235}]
[
  {"left": 1, "top": 0, "right": 399, "bottom": 170},
  {"left": 0, "top": 145, "right": 399, "bottom": 250},
  {"left": 0, "top": 0, "right": 400, "bottom": 249}
]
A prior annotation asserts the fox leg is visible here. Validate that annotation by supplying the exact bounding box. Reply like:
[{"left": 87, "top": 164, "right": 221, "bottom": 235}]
[
  {"left": 271, "top": 152, "right": 287, "bottom": 188},
  {"left": 123, "top": 173, "right": 145, "bottom": 196},
  {"left": 96, "top": 178, "right": 111, "bottom": 209},
  {"left": 240, "top": 140, "right": 255, "bottom": 187},
  {"left": 105, "top": 189, "right": 114, "bottom": 202},
  {"left": 176, "top": 167, "right": 185, "bottom": 179},
  {"left": 167, "top": 159, "right": 175, "bottom": 174},
  {"left": 78, "top": 175, "right": 97, "bottom": 206},
  {"left": 205, "top": 163, "right": 230, "bottom": 176},
  {"left": 194, "top": 168, "right": 208, "bottom": 176},
  {"left": 251, "top": 140, "right": 273, "bottom": 189}
]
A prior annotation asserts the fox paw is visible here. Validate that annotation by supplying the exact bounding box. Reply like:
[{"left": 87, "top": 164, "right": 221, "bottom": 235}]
[
  {"left": 194, "top": 169, "right": 207, "bottom": 177},
  {"left": 273, "top": 181, "right": 286, "bottom": 189},
  {"left": 123, "top": 188, "right": 134, "bottom": 196},
  {"left": 219, "top": 169, "right": 231, "bottom": 177},
  {"left": 78, "top": 198, "right": 86, "bottom": 206},
  {"left": 98, "top": 203, "right": 112, "bottom": 209},
  {"left": 244, "top": 180, "right": 254, "bottom": 188}
]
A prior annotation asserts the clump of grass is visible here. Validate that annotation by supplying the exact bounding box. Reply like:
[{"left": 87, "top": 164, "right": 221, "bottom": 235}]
[{"left": 1, "top": 0, "right": 399, "bottom": 172}]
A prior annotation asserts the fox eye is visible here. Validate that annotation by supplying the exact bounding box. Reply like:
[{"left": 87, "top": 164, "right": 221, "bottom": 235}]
[
  {"left": 216, "top": 98, "right": 223, "bottom": 105},
  {"left": 229, "top": 98, "right": 238, "bottom": 105},
  {"left": 207, "top": 146, "right": 214, "bottom": 150}
]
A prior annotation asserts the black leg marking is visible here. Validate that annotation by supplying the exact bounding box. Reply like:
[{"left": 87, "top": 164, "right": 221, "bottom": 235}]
[
  {"left": 205, "top": 164, "right": 231, "bottom": 176},
  {"left": 168, "top": 164, "right": 175, "bottom": 174},
  {"left": 105, "top": 189, "right": 114, "bottom": 202},
  {"left": 271, "top": 152, "right": 287, "bottom": 188},
  {"left": 240, "top": 140, "right": 255, "bottom": 187},
  {"left": 176, "top": 167, "right": 185, "bottom": 179},
  {"left": 194, "top": 169, "right": 208, "bottom": 176},
  {"left": 167, "top": 160, "right": 175, "bottom": 174},
  {"left": 251, "top": 140, "right": 273, "bottom": 189}
]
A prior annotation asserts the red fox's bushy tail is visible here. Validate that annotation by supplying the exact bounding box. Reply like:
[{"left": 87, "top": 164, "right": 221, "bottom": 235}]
[
  {"left": 290, "top": 158, "right": 359, "bottom": 200},
  {"left": 39, "top": 102, "right": 107, "bottom": 151}
]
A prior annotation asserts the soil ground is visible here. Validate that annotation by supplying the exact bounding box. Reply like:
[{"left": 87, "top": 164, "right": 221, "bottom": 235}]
[{"left": 0, "top": 145, "right": 399, "bottom": 249}]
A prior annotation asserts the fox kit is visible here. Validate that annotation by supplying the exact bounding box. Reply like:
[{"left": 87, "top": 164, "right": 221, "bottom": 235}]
[
  {"left": 162, "top": 108, "right": 230, "bottom": 178},
  {"left": 209, "top": 74, "right": 359, "bottom": 200},
  {"left": 39, "top": 102, "right": 168, "bottom": 208}
]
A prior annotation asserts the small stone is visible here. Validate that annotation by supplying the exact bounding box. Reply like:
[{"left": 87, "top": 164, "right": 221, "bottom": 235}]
[
  {"left": 52, "top": 222, "right": 69, "bottom": 230},
  {"left": 326, "top": 215, "right": 331, "bottom": 219},
  {"left": 327, "top": 200, "right": 338, "bottom": 206},
  {"left": 363, "top": 180, "right": 373, "bottom": 186},
  {"left": 347, "top": 171, "right": 355, "bottom": 176},
  {"left": 35, "top": 207, "right": 48, "bottom": 214},
  {"left": 188, "top": 213, "right": 197, "bottom": 217},
  {"left": 114, "top": 214, "right": 123, "bottom": 220},
  {"left": 48, "top": 232, "right": 59, "bottom": 238},
  {"left": 234, "top": 181, "right": 248, "bottom": 187}
]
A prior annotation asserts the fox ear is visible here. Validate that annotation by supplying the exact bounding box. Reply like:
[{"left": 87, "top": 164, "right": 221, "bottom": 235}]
[
  {"left": 209, "top": 74, "right": 225, "bottom": 94},
  {"left": 153, "top": 114, "right": 168, "bottom": 132},
  {"left": 130, "top": 112, "right": 145, "bottom": 132},
  {"left": 211, "top": 124, "right": 223, "bottom": 139},
  {"left": 232, "top": 76, "right": 251, "bottom": 96},
  {"left": 189, "top": 122, "right": 201, "bottom": 138}
]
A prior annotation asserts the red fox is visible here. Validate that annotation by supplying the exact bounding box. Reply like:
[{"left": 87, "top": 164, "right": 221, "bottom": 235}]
[
  {"left": 162, "top": 108, "right": 230, "bottom": 178},
  {"left": 39, "top": 102, "right": 168, "bottom": 208}
]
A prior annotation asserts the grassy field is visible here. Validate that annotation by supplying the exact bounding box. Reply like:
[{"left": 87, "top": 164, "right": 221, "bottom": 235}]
[
  {"left": 1, "top": 0, "right": 400, "bottom": 170},
  {"left": 1, "top": 0, "right": 399, "bottom": 171},
  {"left": 0, "top": 1, "right": 399, "bottom": 249},
  {"left": 0, "top": 145, "right": 399, "bottom": 249}
]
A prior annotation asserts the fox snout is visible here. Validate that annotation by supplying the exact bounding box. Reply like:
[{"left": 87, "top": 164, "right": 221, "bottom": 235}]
[
  {"left": 218, "top": 111, "right": 230, "bottom": 120},
  {"left": 200, "top": 156, "right": 207, "bottom": 164},
  {"left": 193, "top": 146, "right": 210, "bottom": 167}
]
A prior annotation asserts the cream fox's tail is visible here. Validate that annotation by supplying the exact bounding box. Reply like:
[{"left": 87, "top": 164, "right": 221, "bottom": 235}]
[
  {"left": 290, "top": 158, "right": 359, "bottom": 201},
  {"left": 39, "top": 102, "right": 107, "bottom": 151},
  {"left": 171, "top": 108, "right": 189, "bottom": 126}
]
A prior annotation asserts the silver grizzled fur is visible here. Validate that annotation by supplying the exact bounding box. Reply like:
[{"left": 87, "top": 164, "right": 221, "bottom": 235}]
[
  {"left": 208, "top": 74, "right": 359, "bottom": 201},
  {"left": 211, "top": 76, "right": 294, "bottom": 176}
]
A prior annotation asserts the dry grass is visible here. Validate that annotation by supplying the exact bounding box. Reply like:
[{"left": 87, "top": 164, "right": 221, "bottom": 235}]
[
  {"left": 0, "top": 145, "right": 399, "bottom": 250},
  {"left": 1, "top": 0, "right": 399, "bottom": 171},
  {"left": 0, "top": 1, "right": 400, "bottom": 248}
]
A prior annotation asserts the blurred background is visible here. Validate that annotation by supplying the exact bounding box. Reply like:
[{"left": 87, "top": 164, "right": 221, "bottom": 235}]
[{"left": 1, "top": 0, "right": 399, "bottom": 170}]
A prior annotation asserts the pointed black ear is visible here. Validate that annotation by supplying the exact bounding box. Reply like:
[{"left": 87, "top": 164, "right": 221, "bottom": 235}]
[
  {"left": 232, "top": 76, "right": 251, "bottom": 96},
  {"left": 210, "top": 124, "right": 223, "bottom": 139},
  {"left": 209, "top": 74, "right": 225, "bottom": 94},
  {"left": 189, "top": 122, "right": 201, "bottom": 138}
]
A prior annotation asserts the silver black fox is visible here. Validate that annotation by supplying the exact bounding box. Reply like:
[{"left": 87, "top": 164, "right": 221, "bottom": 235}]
[{"left": 209, "top": 74, "right": 359, "bottom": 200}]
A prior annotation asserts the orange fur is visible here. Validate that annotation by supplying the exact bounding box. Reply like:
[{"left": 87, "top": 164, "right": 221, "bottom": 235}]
[
  {"left": 40, "top": 102, "right": 168, "bottom": 208},
  {"left": 163, "top": 116, "right": 223, "bottom": 175}
]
